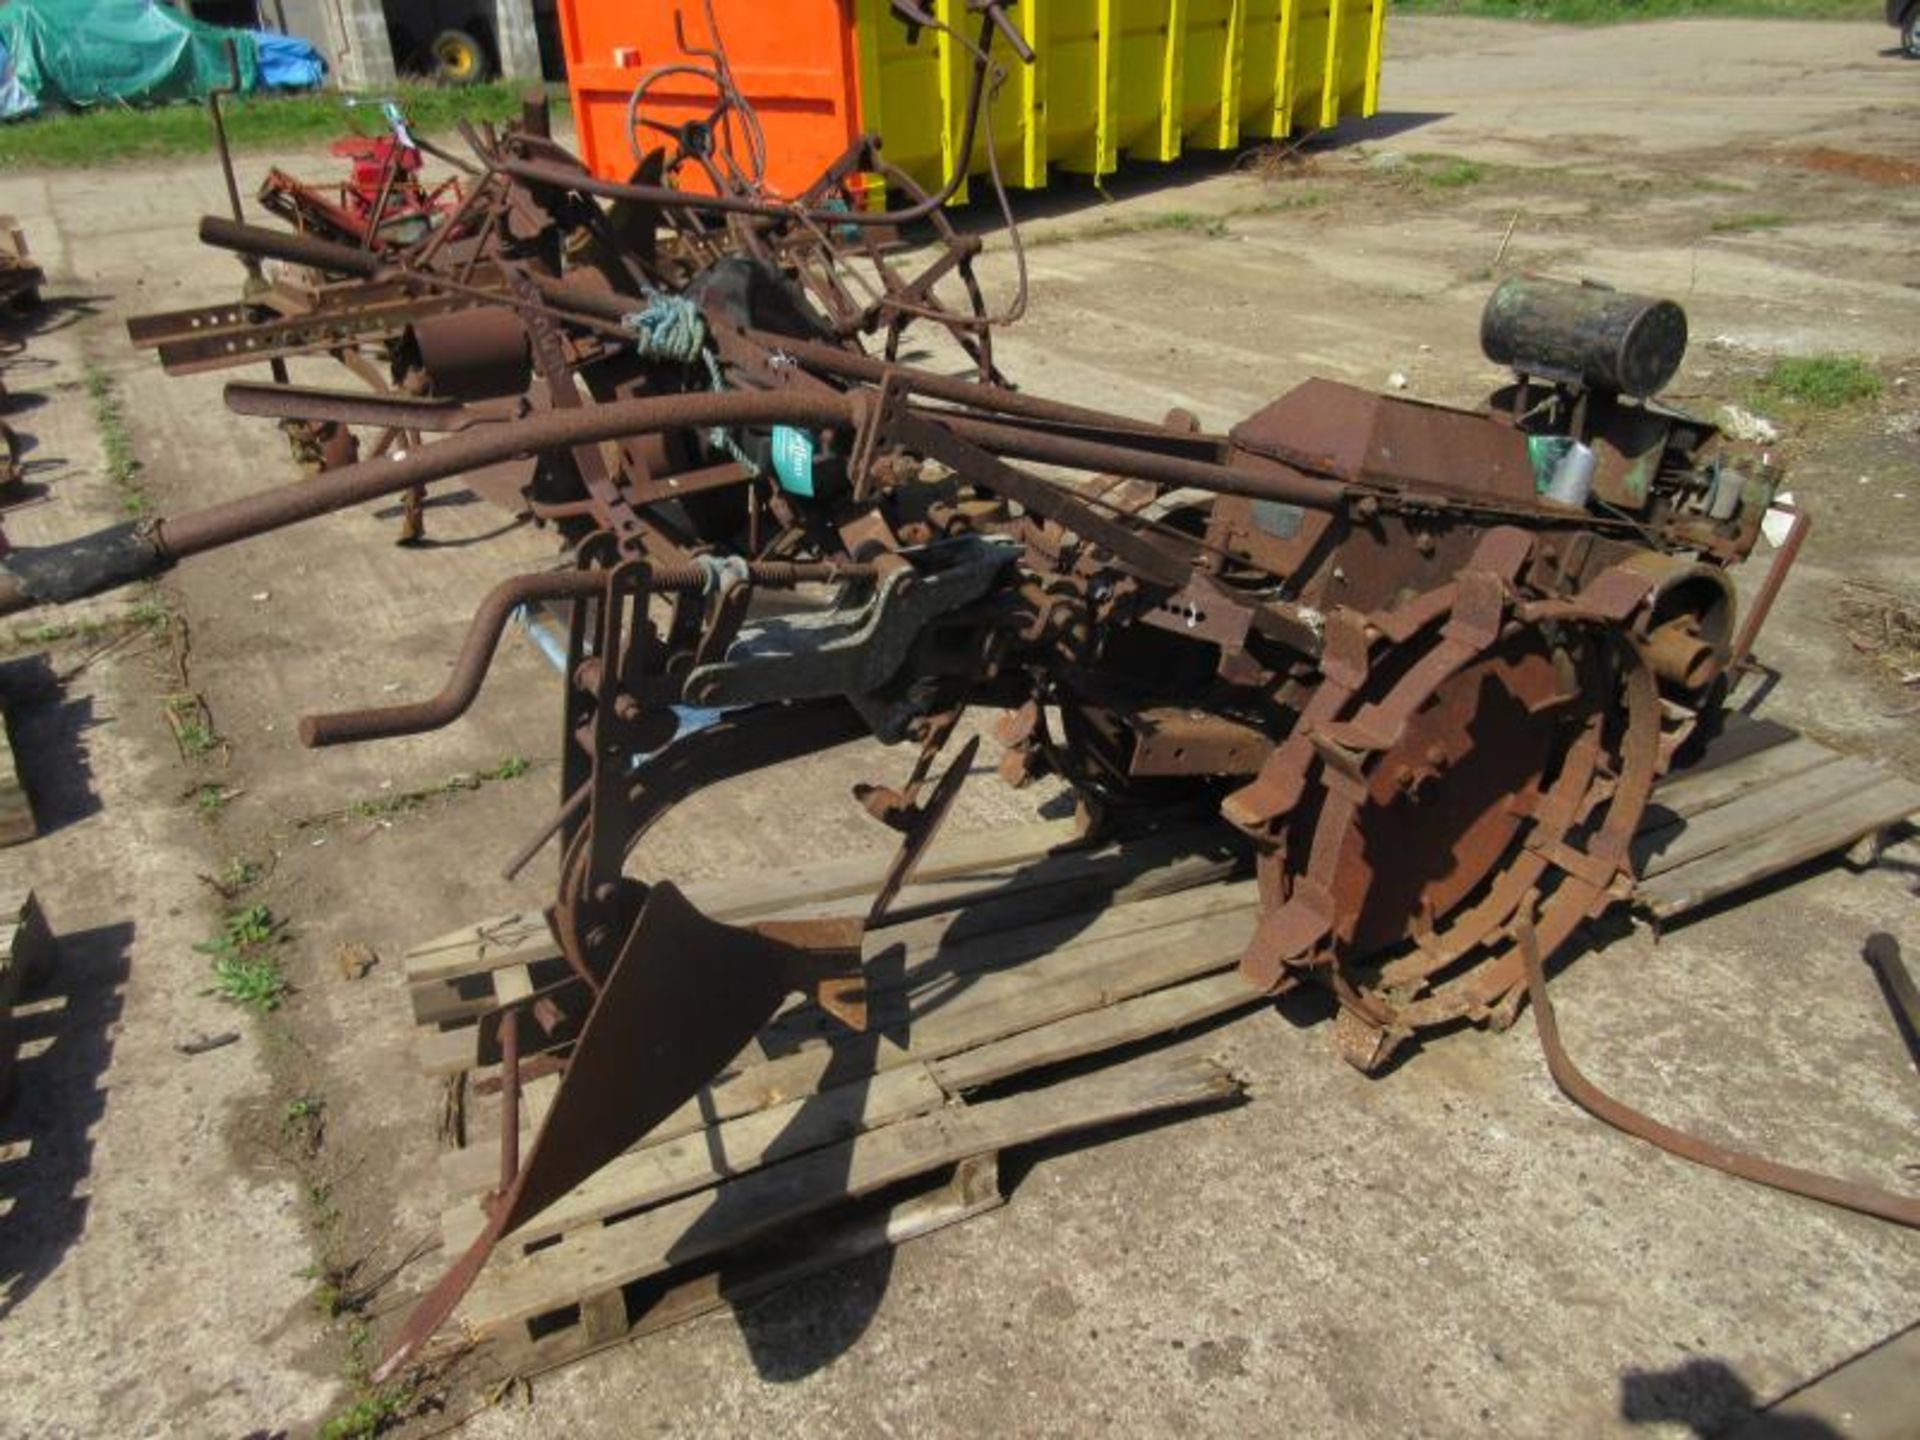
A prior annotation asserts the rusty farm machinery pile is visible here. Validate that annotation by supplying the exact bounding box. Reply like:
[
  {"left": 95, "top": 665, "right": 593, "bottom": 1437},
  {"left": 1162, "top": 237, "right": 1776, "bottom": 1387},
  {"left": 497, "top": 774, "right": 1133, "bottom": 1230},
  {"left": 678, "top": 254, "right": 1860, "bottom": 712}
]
[{"left": 1, "top": 1, "right": 1915, "bottom": 1386}]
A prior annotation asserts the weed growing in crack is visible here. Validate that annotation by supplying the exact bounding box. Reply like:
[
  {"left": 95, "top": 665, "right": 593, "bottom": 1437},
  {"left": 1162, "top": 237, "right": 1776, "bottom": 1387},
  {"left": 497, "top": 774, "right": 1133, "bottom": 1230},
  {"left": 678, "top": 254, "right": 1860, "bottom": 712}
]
[
  {"left": 197, "top": 904, "right": 291, "bottom": 1011},
  {"left": 82, "top": 365, "right": 148, "bottom": 516}
]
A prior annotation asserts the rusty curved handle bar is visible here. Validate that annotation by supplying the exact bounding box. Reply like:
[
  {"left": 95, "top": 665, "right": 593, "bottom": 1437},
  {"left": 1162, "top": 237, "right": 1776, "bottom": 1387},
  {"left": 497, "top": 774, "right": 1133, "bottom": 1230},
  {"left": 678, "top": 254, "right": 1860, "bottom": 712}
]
[
  {"left": 0, "top": 386, "right": 1349, "bottom": 619},
  {"left": 299, "top": 560, "right": 878, "bottom": 749},
  {"left": 1520, "top": 923, "right": 1920, "bottom": 1229},
  {"left": 298, "top": 571, "right": 603, "bottom": 748}
]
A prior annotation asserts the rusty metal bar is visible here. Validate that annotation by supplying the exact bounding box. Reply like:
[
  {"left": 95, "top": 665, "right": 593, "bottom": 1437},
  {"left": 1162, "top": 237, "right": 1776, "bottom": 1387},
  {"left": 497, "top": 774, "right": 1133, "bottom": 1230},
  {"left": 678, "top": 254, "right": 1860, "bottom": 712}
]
[
  {"left": 498, "top": 1007, "right": 522, "bottom": 1196},
  {"left": 1521, "top": 921, "right": 1920, "bottom": 1229},
  {"left": 298, "top": 559, "right": 875, "bottom": 748},
  {"left": 739, "top": 330, "right": 1207, "bottom": 440},
  {"left": 225, "top": 381, "right": 489, "bottom": 432},
  {"left": 1729, "top": 501, "right": 1809, "bottom": 669},
  {"left": 201, "top": 216, "right": 383, "bottom": 279},
  {"left": 0, "top": 387, "right": 1358, "bottom": 618},
  {"left": 158, "top": 390, "right": 855, "bottom": 559}
]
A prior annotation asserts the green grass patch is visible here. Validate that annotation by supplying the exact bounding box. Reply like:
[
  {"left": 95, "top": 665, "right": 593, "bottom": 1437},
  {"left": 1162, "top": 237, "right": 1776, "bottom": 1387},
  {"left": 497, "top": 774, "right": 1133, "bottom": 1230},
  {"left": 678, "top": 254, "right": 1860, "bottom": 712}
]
[
  {"left": 300, "top": 756, "right": 537, "bottom": 828},
  {"left": 82, "top": 365, "right": 146, "bottom": 515},
  {"left": 197, "top": 903, "right": 291, "bottom": 1012},
  {"left": 1393, "top": 0, "right": 1879, "bottom": 22},
  {"left": 318, "top": 1383, "right": 410, "bottom": 1440},
  {"left": 1752, "top": 353, "right": 1882, "bottom": 409},
  {"left": 164, "top": 692, "right": 220, "bottom": 758},
  {"left": 1709, "top": 211, "right": 1791, "bottom": 233},
  {"left": 1420, "top": 159, "right": 1486, "bottom": 189},
  {"left": 204, "top": 855, "right": 264, "bottom": 899},
  {"left": 0, "top": 82, "right": 565, "bottom": 170},
  {"left": 1032, "top": 192, "right": 1328, "bottom": 248},
  {"left": 2, "top": 600, "right": 169, "bottom": 657}
]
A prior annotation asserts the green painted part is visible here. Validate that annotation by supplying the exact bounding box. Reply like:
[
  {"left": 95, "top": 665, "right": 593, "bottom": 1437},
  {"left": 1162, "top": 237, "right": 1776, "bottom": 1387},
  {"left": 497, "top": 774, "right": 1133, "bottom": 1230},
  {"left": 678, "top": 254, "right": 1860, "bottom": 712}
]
[
  {"left": 1527, "top": 435, "right": 1573, "bottom": 494},
  {"left": 771, "top": 425, "right": 817, "bottom": 498},
  {"left": 1622, "top": 452, "right": 1656, "bottom": 505}
]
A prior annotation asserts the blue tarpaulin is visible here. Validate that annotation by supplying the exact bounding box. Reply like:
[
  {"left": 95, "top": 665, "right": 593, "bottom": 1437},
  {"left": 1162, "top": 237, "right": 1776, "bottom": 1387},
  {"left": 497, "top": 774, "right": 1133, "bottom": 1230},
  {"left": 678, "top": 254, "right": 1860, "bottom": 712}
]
[{"left": 255, "top": 31, "right": 326, "bottom": 90}]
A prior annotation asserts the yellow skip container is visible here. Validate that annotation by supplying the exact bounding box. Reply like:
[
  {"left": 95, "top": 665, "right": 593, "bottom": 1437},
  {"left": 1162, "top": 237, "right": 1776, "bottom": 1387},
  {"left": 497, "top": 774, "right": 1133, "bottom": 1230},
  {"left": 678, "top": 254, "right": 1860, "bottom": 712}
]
[{"left": 559, "top": 0, "right": 1386, "bottom": 200}]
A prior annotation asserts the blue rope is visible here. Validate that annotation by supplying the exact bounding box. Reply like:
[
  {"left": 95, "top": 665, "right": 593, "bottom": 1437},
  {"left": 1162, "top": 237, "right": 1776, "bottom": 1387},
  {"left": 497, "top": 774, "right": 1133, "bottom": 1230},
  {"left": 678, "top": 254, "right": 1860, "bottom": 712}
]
[{"left": 621, "top": 293, "right": 761, "bottom": 476}]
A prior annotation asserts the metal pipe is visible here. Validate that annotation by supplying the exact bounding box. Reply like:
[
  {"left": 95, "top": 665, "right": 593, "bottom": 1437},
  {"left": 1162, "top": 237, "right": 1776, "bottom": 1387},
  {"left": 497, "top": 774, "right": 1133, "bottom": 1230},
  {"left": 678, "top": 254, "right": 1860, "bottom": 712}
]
[
  {"left": 197, "top": 218, "right": 639, "bottom": 342},
  {"left": 0, "top": 386, "right": 1348, "bottom": 619},
  {"left": 225, "top": 381, "right": 486, "bottom": 432},
  {"left": 159, "top": 389, "right": 856, "bottom": 560},
  {"left": 201, "top": 216, "right": 383, "bottom": 279},
  {"left": 498, "top": 1008, "right": 521, "bottom": 1196},
  {"left": 739, "top": 329, "right": 1216, "bottom": 441},
  {"left": 1729, "top": 502, "right": 1810, "bottom": 669},
  {"left": 209, "top": 43, "right": 248, "bottom": 240},
  {"left": 299, "top": 560, "right": 875, "bottom": 748},
  {"left": 299, "top": 572, "right": 603, "bottom": 747},
  {"left": 938, "top": 413, "right": 1345, "bottom": 510}
]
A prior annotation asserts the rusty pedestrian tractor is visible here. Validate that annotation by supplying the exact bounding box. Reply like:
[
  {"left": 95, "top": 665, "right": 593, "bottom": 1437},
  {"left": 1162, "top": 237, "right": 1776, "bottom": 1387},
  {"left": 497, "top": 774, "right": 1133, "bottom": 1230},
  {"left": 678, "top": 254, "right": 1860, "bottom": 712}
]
[{"left": 0, "top": 0, "right": 1908, "bottom": 1387}]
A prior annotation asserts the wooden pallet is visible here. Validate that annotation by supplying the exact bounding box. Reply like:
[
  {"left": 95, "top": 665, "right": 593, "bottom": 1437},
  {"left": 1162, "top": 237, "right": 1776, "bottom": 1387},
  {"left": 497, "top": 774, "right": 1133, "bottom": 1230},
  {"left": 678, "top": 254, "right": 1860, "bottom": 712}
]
[
  {"left": 408, "top": 818, "right": 1262, "bottom": 1373},
  {"left": 402, "top": 716, "right": 1917, "bottom": 1375},
  {"left": 1632, "top": 716, "right": 1920, "bottom": 922}
]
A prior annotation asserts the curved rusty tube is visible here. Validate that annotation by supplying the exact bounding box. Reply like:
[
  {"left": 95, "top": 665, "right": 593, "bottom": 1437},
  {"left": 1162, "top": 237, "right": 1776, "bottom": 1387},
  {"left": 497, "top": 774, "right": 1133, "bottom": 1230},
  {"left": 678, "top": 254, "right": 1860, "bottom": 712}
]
[
  {"left": 0, "top": 385, "right": 1349, "bottom": 620},
  {"left": 159, "top": 389, "right": 857, "bottom": 559},
  {"left": 163, "top": 391, "right": 1344, "bottom": 555},
  {"left": 299, "top": 559, "right": 876, "bottom": 749},
  {"left": 1520, "top": 923, "right": 1920, "bottom": 1229},
  {"left": 299, "top": 571, "right": 604, "bottom": 748}
]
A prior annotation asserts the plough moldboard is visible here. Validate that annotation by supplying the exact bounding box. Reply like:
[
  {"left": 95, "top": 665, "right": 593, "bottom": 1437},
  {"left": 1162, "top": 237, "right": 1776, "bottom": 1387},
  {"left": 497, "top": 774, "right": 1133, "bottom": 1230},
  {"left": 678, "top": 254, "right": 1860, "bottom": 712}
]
[{"left": 0, "top": 0, "right": 1914, "bottom": 1391}]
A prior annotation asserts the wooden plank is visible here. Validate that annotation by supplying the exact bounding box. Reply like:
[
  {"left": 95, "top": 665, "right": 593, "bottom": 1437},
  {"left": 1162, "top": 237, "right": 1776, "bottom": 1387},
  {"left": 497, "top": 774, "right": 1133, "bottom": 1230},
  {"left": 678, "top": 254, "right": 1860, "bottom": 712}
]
[
  {"left": 1642, "top": 738, "right": 1841, "bottom": 825},
  {"left": 405, "top": 910, "right": 554, "bottom": 987},
  {"left": 1725, "top": 1321, "right": 1920, "bottom": 1440},
  {"left": 684, "top": 815, "right": 1083, "bottom": 924},
  {"left": 1638, "top": 778, "right": 1920, "bottom": 920},
  {"left": 929, "top": 971, "right": 1264, "bottom": 1093},
  {"left": 1663, "top": 712, "right": 1797, "bottom": 782},
  {"left": 446, "top": 1063, "right": 951, "bottom": 1253},
  {"left": 402, "top": 817, "right": 1080, "bottom": 989},
  {"left": 448, "top": 966, "right": 1263, "bottom": 1249},
  {"left": 780, "top": 825, "right": 1243, "bottom": 929},
  {"left": 490, "top": 1154, "right": 1004, "bottom": 1377},
  {"left": 419, "top": 866, "right": 1257, "bottom": 1079},
  {"left": 758, "top": 869, "right": 1252, "bottom": 1053},
  {"left": 1632, "top": 756, "right": 1887, "bottom": 879},
  {"left": 462, "top": 1051, "right": 1240, "bottom": 1337},
  {"left": 439, "top": 886, "right": 1260, "bottom": 1195},
  {"left": 411, "top": 832, "right": 1240, "bottom": 1034}
]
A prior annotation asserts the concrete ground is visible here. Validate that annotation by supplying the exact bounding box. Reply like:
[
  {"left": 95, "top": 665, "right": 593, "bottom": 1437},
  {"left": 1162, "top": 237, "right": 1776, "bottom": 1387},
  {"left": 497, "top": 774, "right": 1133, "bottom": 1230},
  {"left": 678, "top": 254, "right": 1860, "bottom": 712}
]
[{"left": 0, "top": 14, "right": 1916, "bottom": 1439}]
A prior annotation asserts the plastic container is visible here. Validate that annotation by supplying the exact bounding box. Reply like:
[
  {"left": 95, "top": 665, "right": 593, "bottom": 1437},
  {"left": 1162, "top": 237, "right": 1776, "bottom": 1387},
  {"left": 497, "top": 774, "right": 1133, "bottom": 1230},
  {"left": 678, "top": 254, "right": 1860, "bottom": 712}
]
[{"left": 557, "top": 0, "right": 1387, "bottom": 202}]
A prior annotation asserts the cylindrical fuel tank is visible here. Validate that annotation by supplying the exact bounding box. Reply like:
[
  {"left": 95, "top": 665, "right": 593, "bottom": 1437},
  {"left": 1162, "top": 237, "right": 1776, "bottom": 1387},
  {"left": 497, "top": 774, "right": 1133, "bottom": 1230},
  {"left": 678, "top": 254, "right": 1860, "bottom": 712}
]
[{"left": 1481, "top": 277, "right": 1687, "bottom": 398}]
